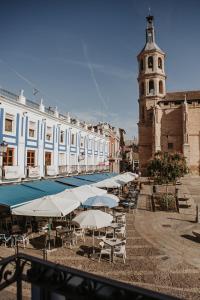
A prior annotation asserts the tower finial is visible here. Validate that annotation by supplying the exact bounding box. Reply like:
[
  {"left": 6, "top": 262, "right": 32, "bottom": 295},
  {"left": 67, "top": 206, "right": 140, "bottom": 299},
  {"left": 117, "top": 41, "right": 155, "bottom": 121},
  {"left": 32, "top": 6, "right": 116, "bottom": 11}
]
[{"left": 146, "top": 14, "right": 155, "bottom": 43}]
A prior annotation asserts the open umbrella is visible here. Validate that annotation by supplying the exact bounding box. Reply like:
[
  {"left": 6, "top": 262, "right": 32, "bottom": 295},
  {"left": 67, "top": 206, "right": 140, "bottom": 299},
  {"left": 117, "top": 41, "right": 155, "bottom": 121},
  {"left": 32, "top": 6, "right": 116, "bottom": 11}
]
[
  {"left": 83, "top": 195, "right": 118, "bottom": 208},
  {"left": 69, "top": 185, "right": 107, "bottom": 202},
  {"left": 11, "top": 190, "right": 80, "bottom": 217},
  {"left": 72, "top": 210, "right": 113, "bottom": 253},
  {"left": 93, "top": 178, "right": 121, "bottom": 189}
]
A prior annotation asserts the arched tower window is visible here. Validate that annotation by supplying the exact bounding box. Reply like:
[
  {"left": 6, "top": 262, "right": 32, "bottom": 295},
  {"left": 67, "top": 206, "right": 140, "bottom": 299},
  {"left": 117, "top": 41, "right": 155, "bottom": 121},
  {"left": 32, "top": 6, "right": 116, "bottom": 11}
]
[
  {"left": 158, "top": 57, "right": 162, "bottom": 69},
  {"left": 140, "top": 59, "right": 144, "bottom": 71},
  {"left": 159, "top": 80, "right": 163, "bottom": 94},
  {"left": 148, "top": 56, "right": 153, "bottom": 69},
  {"left": 149, "top": 80, "right": 154, "bottom": 95},
  {"left": 140, "top": 82, "right": 145, "bottom": 96}
]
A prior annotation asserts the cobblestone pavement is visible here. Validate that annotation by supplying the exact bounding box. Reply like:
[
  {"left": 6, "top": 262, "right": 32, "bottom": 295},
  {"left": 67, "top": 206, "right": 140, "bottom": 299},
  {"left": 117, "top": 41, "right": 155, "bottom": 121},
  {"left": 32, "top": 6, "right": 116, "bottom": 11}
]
[{"left": 1, "top": 177, "right": 200, "bottom": 299}]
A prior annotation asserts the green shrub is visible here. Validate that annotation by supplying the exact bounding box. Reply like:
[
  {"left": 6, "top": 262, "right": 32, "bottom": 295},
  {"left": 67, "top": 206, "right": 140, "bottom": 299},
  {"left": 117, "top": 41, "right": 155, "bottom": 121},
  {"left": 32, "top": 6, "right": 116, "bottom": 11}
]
[{"left": 158, "top": 194, "right": 176, "bottom": 210}]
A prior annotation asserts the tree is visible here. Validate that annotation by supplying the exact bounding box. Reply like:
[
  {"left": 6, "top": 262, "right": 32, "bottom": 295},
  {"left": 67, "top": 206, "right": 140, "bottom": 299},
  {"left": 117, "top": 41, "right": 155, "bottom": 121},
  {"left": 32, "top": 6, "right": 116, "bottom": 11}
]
[{"left": 147, "top": 151, "right": 188, "bottom": 184}]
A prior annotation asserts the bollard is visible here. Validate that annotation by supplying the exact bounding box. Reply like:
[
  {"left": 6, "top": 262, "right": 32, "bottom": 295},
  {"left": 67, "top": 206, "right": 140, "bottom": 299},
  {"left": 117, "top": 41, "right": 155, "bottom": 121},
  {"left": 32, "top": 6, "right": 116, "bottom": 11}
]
[{"left": 196, "top": 205, "right": 199, "bottom": 223}]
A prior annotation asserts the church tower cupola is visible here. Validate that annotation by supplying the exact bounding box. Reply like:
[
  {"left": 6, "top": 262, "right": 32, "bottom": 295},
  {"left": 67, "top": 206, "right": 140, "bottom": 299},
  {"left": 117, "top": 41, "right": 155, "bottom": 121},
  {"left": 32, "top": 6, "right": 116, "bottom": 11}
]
[{"left": 137, "top": 15, "right": 166, "bottom": 100}]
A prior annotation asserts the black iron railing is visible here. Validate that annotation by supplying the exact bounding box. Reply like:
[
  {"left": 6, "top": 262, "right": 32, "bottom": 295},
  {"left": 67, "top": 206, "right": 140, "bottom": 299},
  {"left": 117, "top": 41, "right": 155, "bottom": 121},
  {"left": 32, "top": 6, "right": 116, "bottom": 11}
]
[{"left": 0, "top": 253, "right": 177, "bottom": 300}]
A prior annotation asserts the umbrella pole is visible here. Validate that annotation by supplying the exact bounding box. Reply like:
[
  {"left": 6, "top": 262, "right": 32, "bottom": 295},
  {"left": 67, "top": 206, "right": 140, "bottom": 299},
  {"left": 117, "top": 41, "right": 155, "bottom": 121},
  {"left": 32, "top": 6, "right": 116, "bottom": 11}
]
[
  {"left": 93, "top": 229, "right": 95, "bottom": 254},
  {"left": 48, "top": 218, "right": 51, "bottom": 251}
]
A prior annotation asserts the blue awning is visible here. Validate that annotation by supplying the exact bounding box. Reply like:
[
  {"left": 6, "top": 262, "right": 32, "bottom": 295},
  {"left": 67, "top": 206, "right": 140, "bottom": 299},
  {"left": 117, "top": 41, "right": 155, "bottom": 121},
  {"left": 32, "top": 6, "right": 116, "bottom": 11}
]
[
  {"left": 22, "top": 180, "right": 70, "bottom": 195},
  {"left": 75, "top": 173, "right": 116, "bottom": 183},
  {"left": 0, "top": 185, "right": 47, "bottom": 208},
  {"left": 56, "top": 177, "right": 92, "bottom": 187}
]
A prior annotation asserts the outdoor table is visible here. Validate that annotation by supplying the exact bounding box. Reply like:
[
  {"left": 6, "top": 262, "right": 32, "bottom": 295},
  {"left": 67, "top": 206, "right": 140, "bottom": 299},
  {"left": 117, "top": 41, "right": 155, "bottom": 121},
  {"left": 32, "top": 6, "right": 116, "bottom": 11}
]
[
  {"left": 104, "top": 238, "right": 123, "bottom": 263},
  {"left": 112, "top": 212, "right": 123, "bottom": 222},
  {"left": 56, "top": 228, "right": 73, "bottom": 246},
  {"left": 109, "top": 223, "right": 121, "bottom": 238},
  {"left": 56, "top": 227, "right": 71, "bottom": 237}
]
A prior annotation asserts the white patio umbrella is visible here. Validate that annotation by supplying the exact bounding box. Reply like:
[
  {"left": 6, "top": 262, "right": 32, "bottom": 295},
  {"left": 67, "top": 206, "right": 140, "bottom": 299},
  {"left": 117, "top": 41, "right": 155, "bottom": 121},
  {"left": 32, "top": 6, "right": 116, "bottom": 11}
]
[
  {"left": 70, "top": 185, "right": 107, "bottom": 204},
  {"left": 11, "top": 190, "right": 80, "bottom": 217},
  {"left": 72, "top": 210, "right": 113, "bottom": 253},
  {"left": 93, "top": 178, "right": 121, "bottom": 189},
  {"left": 127, "top": 172, "right": 139, "bottom": 179},
  {"left": 83, "top": 195, "right": 118, "bottom": 208},
  {"left": 114, "top": 173, "right": 135, "bottom": 184}
]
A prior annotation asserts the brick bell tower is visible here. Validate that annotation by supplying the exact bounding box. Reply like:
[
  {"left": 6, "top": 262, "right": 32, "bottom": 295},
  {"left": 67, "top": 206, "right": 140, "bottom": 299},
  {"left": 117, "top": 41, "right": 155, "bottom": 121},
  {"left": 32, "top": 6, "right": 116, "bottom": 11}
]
[{"left": 137, "top": 15, "right": 166, "bottom": 174}]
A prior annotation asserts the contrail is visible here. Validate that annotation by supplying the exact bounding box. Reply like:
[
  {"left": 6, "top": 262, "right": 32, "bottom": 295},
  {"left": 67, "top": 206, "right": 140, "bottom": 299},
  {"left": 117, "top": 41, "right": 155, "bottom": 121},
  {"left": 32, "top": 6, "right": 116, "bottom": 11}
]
[
  {"left": 0, "top": 58, "right": 57, "bottom": 104},
  {"left": 81, "top": 40, "right": 108, "bottom": 113},
  {"left": 0, "top": 58, "right": 36, "bottom": 88}
]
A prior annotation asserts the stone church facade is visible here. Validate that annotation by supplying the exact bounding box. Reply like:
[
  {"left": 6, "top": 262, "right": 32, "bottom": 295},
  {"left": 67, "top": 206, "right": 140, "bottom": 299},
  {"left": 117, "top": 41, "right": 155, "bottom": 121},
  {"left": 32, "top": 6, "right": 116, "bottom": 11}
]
[{"left": 138, "top": 15, "right": 200, "bottom": 175}]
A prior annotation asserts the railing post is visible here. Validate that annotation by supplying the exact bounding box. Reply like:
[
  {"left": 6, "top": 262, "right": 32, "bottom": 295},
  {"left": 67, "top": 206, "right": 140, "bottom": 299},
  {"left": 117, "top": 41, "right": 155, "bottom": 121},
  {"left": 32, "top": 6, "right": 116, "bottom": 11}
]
[
  {"left": 151, "top": 194, "right": 156, "bottom": 212},
  {"left": 43, "top": 248, "right": 47, "bottom": 260},
  {"left": 16, "top": 256, "right": 22, "bottom": 300}
]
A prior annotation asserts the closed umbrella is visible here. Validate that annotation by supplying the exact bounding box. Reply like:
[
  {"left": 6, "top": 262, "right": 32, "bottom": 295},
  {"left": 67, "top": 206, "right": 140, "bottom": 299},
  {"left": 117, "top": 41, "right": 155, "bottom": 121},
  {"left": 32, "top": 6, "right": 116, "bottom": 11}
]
[
  {"left": 72, "top": 210, "right": 113, "bottom": 253},
  {"left": 83, "top": 195, "right": 118, "bottom": 208}
]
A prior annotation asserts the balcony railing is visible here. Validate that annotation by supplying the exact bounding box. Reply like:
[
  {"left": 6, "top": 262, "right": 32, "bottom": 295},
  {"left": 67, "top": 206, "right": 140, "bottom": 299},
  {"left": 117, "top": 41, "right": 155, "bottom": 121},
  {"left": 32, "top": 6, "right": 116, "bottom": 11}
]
[
  {"left": 0, "top": 253, "right": 175, "bottom": 300},
  {"left": 68, "top": 165, "right": 79, "bottom": 174},
  {"left": 58, "top": 165, "right": 68, "bottom": 175},
  {"left": 79, "top": 165, "right": 86, "bottom": 173}
]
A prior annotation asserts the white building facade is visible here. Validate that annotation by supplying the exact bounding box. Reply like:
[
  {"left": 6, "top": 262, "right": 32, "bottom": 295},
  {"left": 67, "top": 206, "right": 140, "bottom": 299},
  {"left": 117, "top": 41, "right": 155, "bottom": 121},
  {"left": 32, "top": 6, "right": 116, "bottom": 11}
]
[{"left": 0, "top": 88, "right": 110, "bottom": 182}]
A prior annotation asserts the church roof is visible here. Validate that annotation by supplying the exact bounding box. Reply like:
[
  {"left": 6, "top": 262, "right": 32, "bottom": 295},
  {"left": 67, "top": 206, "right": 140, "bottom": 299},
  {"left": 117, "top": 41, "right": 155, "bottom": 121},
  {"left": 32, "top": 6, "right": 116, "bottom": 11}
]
[
  {"left": 139, "top": 42, "right": 164, "bottom": 55},
  {"left": 165, "top": 91, "right": 200, "bottom": 101}
]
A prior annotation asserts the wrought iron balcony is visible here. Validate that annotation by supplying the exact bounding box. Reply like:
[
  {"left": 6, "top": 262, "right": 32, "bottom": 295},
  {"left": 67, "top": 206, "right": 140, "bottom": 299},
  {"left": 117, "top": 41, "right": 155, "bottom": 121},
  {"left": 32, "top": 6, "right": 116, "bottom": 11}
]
[{"left": 0, "top": 253, "right": 176, "bottom": 300}]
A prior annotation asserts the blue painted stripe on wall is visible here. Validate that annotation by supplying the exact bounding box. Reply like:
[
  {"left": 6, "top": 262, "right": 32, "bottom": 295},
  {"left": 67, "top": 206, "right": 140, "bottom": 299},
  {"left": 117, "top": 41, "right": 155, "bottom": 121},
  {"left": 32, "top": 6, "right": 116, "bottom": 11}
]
[
  {"left": 25, "top": 116, "right": 28, "bottom": 146},
  {"left": 16, "top": 113, "right": 20, "bottom": 144},
  {"left": 37, "top": 121, "right": 40, "bottom": 144},
  {"left": 0, "top": 108, "right": 4, "bottom": 142}
]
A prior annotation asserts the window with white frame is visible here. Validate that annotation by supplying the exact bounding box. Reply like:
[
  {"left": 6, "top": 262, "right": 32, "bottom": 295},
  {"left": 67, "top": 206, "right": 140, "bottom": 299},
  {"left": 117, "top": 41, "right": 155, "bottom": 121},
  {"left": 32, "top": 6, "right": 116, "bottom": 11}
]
[
  {"left": 71, "top": 133, "right": 76, "bottom": 145},
  {"left": 29, "top": 121, "right": 36, "bottom": 138},
  {"left": 80, "top": 136, "right": 84, "bottom": 148},
  {"left": 46, "top": 126, "right": 52, "bottom": 141},
  {"left": 5, "top": 113, "right": 14, "bottom": 133},
  {"left": 100, "top": 143, "right": 103, "bottom": 152},
  {"left": 60, "top": 130, "right": 65, "bottom": 144}
]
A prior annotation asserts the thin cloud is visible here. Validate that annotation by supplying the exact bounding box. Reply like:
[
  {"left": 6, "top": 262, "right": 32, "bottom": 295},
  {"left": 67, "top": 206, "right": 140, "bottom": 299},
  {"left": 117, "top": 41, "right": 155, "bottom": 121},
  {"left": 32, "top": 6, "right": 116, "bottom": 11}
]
[
  {"left": 61, "top": 58, "right": 135, "bottom": 80},
  {"left": 81, "top": 40, "right": 108, "bottom": 111}
]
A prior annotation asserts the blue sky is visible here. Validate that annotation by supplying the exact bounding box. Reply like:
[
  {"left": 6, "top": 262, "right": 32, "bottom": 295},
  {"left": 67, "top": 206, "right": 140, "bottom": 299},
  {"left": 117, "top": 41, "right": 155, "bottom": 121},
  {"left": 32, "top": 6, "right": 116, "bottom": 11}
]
[{"left": 0, "top": 0, "right": 199, "bottom": 138}]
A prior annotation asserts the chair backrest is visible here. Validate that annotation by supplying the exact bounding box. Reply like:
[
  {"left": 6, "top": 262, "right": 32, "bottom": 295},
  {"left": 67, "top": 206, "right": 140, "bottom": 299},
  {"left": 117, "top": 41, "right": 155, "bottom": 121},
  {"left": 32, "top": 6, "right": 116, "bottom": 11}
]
[
  {"left": 99, "top": 241, "right": 104, "bottom": 249},
  {"left": 120, "top": 245, "right": 126, "bottom": 253}
]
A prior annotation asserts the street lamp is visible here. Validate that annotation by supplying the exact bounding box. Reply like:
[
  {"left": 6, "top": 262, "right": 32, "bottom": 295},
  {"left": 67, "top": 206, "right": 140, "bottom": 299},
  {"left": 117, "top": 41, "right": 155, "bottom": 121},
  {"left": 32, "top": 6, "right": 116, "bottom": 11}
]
[
  {"left": 0, "top": 141, "right": 8, "bottom": 180},
  {"left": 0, "top": 141, "right": 8, "bottom": 155}
]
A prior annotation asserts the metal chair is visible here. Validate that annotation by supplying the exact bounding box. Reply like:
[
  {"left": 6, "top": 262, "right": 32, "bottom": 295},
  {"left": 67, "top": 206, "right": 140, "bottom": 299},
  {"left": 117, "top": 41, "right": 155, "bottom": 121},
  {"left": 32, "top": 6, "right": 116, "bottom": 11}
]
[
  {"left": 74, "top": 228, "right": 85, "bottom": 244},
  {"left": 114, "top": 244, "right": 126, "bottom": 264},
  {"left": 15, "top": 234, "right": 29, "bottom": 249},
  {"left": 0, "top": 234, "right": 12, "bottom": 247},
  {"left": 98, "top": 241, "right": 111, "bottom": 263}
]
